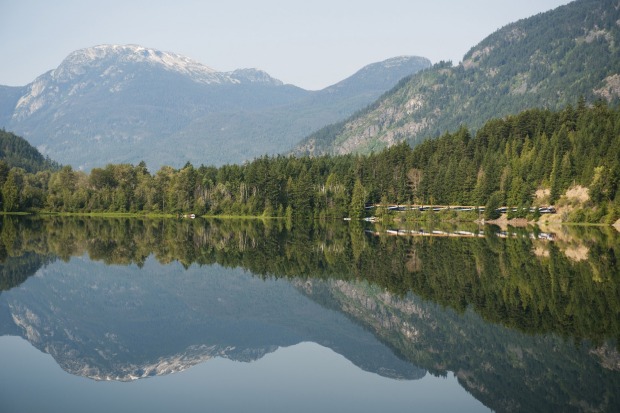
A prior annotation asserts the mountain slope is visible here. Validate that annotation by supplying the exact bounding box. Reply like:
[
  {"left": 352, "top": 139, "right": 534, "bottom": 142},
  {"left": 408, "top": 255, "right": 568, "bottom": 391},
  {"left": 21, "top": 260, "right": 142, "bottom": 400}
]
[
  {"left": 0, "top": 45, "right": 429, "bottom": 170},
  {"left": 0, "top": 129, "right": 59, "bottom": 172},
  {"left": 294, "top": 0, "right": 620, "bottom": 156},
  {"left": 3, "top": 44, "right": 306, "bottom": 170},
  {"left": 0, "top": 86, "right": 23, "bottom": 126},
  {"left": 175, "top": 55, "right": 431, "bottom": 165}
]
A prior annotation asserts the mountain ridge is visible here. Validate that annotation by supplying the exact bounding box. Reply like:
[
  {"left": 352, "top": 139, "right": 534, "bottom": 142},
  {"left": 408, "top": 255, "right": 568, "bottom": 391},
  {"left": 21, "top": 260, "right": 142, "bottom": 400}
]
[
  {"left": 39, "top": 44, "right": 282, "bottom": 87},
  {"left": 293, "top": 0, "right": 620, "bottom": 156},
  {"left": 0, "top": 45, "right": 430, "bottom": 170}
]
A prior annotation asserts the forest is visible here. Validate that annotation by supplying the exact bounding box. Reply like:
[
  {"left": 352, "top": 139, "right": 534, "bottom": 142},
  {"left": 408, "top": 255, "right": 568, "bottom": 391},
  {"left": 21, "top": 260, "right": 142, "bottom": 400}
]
[{"left": 1, "top": 102, "right": 619, "bottom": 223}]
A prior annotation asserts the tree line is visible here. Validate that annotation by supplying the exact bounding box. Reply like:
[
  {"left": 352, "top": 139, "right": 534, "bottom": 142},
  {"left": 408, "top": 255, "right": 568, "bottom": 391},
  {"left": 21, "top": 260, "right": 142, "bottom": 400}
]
[{"left": 2, "top": 102, "right": 619, "bottom": 223}]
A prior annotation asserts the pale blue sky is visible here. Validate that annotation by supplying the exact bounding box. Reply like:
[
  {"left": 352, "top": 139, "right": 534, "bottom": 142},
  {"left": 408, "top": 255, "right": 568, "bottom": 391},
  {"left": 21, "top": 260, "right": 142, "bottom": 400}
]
[{"left": 1, "top": 0, "right": 572, "bottom": 90}]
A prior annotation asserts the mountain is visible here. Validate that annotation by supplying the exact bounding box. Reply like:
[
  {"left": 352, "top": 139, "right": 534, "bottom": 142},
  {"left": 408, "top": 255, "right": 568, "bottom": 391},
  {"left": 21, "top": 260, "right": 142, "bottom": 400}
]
[
  {"left": 0, "top": 45, "right": 430, "bottom": 170},
  {"left": 0, "top": 86, "right": 23, "bottom": 125},
  {"left": 294, "top": 0, "right": 620, "bottom": 156},
  {"left": 311, "top": 55, "right": 432, "bottom": 102}
]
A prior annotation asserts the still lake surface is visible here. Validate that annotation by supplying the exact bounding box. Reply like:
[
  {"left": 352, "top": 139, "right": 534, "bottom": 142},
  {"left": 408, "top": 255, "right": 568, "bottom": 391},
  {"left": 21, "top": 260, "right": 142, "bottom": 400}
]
[{"left": 0, "top": 217, "right": 618, "bottom": 413}]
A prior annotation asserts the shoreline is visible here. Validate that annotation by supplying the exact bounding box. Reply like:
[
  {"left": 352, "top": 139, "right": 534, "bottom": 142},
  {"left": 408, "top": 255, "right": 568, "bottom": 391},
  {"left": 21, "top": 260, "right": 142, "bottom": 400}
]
[{"left": 2, "top": 210, "right": 619, "bottom": 231}]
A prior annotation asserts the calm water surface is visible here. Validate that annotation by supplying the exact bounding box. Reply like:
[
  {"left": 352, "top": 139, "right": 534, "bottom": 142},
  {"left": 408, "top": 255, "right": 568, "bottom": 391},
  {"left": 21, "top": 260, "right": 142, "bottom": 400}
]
[{"left": 0, "top": 217, "right": 618, "bottom": 413}]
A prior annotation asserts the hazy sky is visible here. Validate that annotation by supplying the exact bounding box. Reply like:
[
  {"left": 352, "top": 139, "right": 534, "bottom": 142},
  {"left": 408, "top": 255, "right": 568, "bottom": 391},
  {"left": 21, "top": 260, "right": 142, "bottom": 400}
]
[{"left": 1, "top": 0, "right": 572, "bottom": 90}]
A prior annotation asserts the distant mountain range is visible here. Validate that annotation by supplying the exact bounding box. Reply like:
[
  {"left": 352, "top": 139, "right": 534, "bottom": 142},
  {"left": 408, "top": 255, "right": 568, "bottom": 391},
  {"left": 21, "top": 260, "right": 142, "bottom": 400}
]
[
  {"left": 2, "top": 0, "right": 616, "bottom": 171},
  {"left": 294, "top": 0, "right": 620, "bottom": 156},
  {"left": 0, "top": 45, "right": 430, "bottom": 170}
]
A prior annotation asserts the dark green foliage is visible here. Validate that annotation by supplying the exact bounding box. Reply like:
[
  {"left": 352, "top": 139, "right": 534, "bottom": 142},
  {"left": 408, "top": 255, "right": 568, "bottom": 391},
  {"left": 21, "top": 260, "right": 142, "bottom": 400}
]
[
  {"left": 2, "top": 169, "right": 20, "bottom": 212},
  {"left": 4, "top": 104, "right": 620, "bottom": 223},
  {"left": 0, "top": 129, "right": 60, "bottom": 173},
  {"left": 348, "top": 179, "right": 365, "bottom": 219},
  {"left": 485, "top": 192, "right": 503, "bottom": 220}
]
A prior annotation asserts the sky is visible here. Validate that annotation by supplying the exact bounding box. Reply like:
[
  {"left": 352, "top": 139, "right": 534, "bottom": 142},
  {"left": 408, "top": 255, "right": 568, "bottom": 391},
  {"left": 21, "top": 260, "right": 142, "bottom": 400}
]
[{"left": 0, "top": 0, "right": 572, "bottom": 91}]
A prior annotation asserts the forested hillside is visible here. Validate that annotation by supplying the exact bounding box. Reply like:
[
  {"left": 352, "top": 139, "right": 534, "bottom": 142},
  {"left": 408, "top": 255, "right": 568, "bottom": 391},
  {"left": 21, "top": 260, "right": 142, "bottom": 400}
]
[
  {"left": 0, "top": 129, "right": 59, "bottom": 173},
  {"left": 407, "top": 101, "right": 620, "bottom": 216},
  {"left": 295, "top": 0, "right": 620, "bottom": 157},
  {"left": 1, "top": 103, "right": 618, "bottom": 224}
]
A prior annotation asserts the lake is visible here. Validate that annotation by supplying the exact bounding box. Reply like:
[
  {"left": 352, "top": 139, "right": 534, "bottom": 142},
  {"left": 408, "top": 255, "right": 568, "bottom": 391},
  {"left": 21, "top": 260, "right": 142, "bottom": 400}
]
[{"left": 0, "top": 216, "right": 618, "bottom": 413}]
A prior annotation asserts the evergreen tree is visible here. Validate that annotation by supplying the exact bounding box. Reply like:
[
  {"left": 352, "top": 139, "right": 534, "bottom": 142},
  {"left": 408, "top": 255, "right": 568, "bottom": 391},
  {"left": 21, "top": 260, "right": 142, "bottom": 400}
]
[
  {"left": 349, "top": 179, "right": 366, "bottom": 219},
  {"left": 485, "top": 191, "right": 503, "bottom": 220}
]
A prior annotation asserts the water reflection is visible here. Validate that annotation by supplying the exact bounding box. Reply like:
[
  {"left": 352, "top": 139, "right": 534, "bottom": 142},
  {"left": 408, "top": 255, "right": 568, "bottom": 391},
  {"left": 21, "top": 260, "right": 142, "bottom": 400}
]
[
  {"left": 0, "top": 336, "right": 488, "bottom": 413},
  {"left": 2, "top": 256, "right": 424, "bottom": 381},
  {"left": 0, "top": 216, "right": 619, "bottom": 413}
]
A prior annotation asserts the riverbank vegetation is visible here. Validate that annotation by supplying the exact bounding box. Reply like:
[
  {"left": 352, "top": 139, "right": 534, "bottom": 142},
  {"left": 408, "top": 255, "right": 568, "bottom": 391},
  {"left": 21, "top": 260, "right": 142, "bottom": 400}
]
[{"left": 2, "top": 102, "right": 619, "bottom": 223}]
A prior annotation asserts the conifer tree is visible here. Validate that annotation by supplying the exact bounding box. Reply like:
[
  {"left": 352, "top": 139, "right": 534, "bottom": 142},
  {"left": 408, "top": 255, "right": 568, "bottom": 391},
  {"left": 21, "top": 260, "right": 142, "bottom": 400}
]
[{"left": 349, "top": 179, "right": 366, "bottom": 219}]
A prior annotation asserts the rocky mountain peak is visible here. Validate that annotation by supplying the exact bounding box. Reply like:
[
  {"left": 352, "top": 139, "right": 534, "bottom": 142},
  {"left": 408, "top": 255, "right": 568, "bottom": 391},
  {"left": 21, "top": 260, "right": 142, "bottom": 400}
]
[
  {"left": 228, "top": 68, "right": 284, "bottom": 85},
  {"left": 322, "top": 55, "right": 431, "bottom": 95},
  {"left": 51, "top": 44, "right": 222, "bottom": 84},
  {"left": 10, "top": 44, "right": 292, "bottom": 122}
]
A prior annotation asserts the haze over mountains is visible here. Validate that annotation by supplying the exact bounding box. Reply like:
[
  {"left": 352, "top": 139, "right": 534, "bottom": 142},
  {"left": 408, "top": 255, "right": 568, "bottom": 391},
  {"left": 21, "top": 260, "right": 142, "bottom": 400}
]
[
  {"left": 0, "top": 45, "right": 430, "bottom": 170},
  {"left": 0, "top": 0, "right": 617, "bottom": 172},
  {"left": 294, "top": 0, "right": 620, "bottom": 156}
]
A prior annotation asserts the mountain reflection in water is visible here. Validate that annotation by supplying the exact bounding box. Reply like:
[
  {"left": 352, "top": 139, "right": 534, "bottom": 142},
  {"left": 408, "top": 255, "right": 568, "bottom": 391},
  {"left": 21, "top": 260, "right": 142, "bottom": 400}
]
[{"left": 0, "top": 216, "right": 619, "bottom": 413}]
